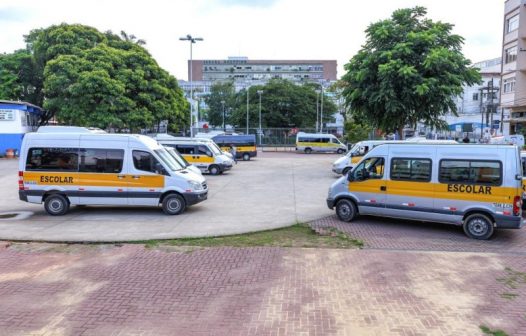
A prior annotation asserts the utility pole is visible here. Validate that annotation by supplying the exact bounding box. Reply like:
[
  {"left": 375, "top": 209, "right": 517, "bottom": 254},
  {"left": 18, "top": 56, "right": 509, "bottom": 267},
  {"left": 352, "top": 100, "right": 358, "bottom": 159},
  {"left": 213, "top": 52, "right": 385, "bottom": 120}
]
[
  {"left": 179, "top": 34, "right": 203, "bottom": 137},
  {"left": 320, "top": 84, "right": 324, "bottom": 133},
  {"left": 315, "top": 89, "right": 320, "bottom": 132},
  {"left": 246, "top": 84, "right": 250, "bottom": 134}
]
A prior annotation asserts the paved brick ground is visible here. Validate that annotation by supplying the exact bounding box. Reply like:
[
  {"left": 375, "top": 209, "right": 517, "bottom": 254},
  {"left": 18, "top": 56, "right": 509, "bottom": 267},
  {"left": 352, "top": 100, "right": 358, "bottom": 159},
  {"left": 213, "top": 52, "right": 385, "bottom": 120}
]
[
  {"left": 311, "top": 215, "right": 526, "bottom": 254},
  {"left": 0, "top": 241, "right": 525, "bottom": 336}
]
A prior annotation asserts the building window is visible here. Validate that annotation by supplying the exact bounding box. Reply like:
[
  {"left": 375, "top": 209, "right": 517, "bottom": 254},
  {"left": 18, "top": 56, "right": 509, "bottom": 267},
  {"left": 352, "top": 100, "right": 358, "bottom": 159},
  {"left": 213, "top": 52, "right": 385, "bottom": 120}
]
[
  {"left": 507, "top": 14, "right": 519, "bottom": 33},
  {"left": 505, "top": 46, "right": 518, "bottom": 63},
  {"left": 472, "top": 93, "right": 479, "bottom": 101},
  {"left": 503, "top": 77, "right": 516, "bottom": 93}
]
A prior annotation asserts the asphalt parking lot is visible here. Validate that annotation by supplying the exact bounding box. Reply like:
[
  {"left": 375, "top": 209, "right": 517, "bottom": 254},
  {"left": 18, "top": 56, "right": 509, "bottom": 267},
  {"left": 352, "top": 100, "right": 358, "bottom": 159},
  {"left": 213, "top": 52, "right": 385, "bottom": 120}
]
[{"left": 0, "top": 152, "right": 340, "bottom": 242}]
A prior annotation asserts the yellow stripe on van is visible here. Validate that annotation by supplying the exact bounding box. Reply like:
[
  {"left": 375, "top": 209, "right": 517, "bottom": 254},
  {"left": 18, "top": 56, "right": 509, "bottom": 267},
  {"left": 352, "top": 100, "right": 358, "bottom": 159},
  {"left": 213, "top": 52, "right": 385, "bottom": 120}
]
[
  {"left": 220, "top": 146, "right": 256, "bottom": 152},
  {"left": 23, "top": 172, "right": 164, "bottom": 188},
  {"left": 296, "top": 142, "right": 339, "bottom": 148},
  {"left": 351, "top": 156, "right": 362, "bottom": 164},
  {"left": 182, "top": 155, "right": 214, "bottom": 164},
  {"left": 349, "top": 179, "right": 520, "bottom": 203},
  {"left": 127, "top": 175, "right": 164, "bottom": 188}
]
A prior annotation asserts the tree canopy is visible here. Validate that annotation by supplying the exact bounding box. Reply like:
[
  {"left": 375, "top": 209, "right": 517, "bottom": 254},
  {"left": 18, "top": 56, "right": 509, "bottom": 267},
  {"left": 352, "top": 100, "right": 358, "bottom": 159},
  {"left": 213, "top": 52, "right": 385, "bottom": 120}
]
[
  {"left": 205, "top": 79, "right": 337, "bottom": 129},
  {"left": 0, "top": 23, "right": 187, "bottom": 131},
  {"left": 341, "top": 6, "right": 481, "bottom": 138}
]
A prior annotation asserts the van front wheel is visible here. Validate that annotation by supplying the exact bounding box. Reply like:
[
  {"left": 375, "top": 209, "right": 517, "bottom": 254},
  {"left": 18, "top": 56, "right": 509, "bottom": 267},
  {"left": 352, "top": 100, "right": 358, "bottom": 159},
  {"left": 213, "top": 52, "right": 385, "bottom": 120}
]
[
  {"left": 463, "top": 213, "right": 494, "bottom": 240},
  {"left": 304, "top": 148, "right": 312, "bottom": 154},
  {"left": 337, "top": 148, "right": 345, "bottom": 154},
  {"left": 243, "top": 153, "right": 250, "bottom": 161},
  {"left": 44, "top": 194, "right": 70, "bottom": 216},
  {"left": 336, "top": 199, "right": 357, "bottom": 222},
  {"left": 162, "top": 194, "right": 186, "bottom": 215},
  {"left": 209, "top": 165, "right": 220, "bottom": 175}
]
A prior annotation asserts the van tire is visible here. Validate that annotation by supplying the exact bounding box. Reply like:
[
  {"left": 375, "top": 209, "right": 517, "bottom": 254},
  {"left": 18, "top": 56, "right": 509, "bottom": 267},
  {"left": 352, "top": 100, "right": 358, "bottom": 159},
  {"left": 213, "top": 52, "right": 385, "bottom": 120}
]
[
  {"left": 337, "top": 148, "right": 345, "bottom": 154},
  {"left": 162, "top": 194, "right": 186, "bottom": 215},
  {"left": 305, "top": 148, "right": 312, "bottom": 154},
  {"left": 243, "top": 153, "right": 250, "bottom": 161},
  {"left": 44, "top": 194, "right": 70, "bottom": 216},
  {"left": 209, "top": 165, "right": 220, "bottom": 175},
  {"left": 336, "top": 199, "right": 357, "bottom": 222},
  {"left": 342, "top": 167, "right": 351, "bottom": 176},
  {"left": 463, "top": 213, "right": 494, "bottom": 240}
]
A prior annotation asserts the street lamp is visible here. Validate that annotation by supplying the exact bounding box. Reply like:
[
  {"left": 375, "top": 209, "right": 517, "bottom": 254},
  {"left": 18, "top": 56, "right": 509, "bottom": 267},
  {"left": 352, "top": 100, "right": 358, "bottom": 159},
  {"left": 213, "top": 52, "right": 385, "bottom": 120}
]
[
  {"left": 315, "top": 89, "right": 321, "bottom": 132},
  {"left": 246, "top": 83, "right": 250, "bottom": 134},
  {"left": 320, "top": 84, "right": 324, "bottom": 133},
  {"left": 221, "top": 100, "right": 226, "bottom": 131},
  {"left": 179, "top": 34, "right": 203, "bottom": 137},
  {"left": 257, "top": 90, "right": 263, "bottom": 145}
]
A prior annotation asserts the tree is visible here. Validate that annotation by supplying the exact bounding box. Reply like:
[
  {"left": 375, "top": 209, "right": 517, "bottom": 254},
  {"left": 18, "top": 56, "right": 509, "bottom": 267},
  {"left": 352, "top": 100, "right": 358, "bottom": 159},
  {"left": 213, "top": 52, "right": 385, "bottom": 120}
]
[
  {"left": 344, "top": 120, "right": 373, "bottom": 143},
  {"left": 229, "top": 79, "right": 337, "bottom": 129},
  {"left": 0, "top": 49, "right": 41, "bottom": 104},
  {"left": 341, "top": 6, "right": 481, "bottom": 139},
  {"left": 16, "top": 23, "right": 188, "bottom": 131},
  {"left": 204, "top": 81, "right": 236, "bottom": 127}
]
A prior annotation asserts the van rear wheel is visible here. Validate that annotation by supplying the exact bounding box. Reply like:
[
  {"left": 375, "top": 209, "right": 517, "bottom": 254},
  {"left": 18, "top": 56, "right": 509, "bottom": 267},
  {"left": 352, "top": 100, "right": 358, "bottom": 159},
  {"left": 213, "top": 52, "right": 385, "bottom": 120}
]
[
  {"left": 305, "top": 148, "right": 312, "bottom": 154},
  {"left": 242, "top": 153, "right": 250, "bottom": 161},
  {"left": 463, "top": 213, "right": 494, "bottom": 240},
  {"left": 44, "top": 194, "right": 70, "bottom": 216},
  {"left": 162, "top": 194, "right": 186, "bottom": 215},
  {"left": 209, "top": 165, "right": 220, "bottom": 175},
  {"left": 336, "top": 199, "right": 357, "bottom": 222}
]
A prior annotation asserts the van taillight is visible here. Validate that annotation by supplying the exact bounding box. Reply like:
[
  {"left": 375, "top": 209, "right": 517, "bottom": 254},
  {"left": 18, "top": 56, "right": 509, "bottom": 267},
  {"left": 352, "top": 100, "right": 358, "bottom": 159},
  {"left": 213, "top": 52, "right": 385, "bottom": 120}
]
[
  {"left": 18, "top": 171, "right": 24, "bottom": 190},
  {"left": 513, "top": 196, "right": 522, "bottom": 216}
]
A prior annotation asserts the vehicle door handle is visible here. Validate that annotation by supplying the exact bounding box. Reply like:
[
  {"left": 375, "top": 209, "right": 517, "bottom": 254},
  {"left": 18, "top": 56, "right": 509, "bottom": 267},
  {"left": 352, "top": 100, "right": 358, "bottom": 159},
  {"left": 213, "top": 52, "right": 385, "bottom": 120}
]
[
  {"left": 380, "top": 186, "right": 386, "bottom": 191},
  {"left": 117, "top": 175, "right": 125, "bottom": 179},
  {"left": 132, "top": 175, "right": 140, "bottom": 179}
]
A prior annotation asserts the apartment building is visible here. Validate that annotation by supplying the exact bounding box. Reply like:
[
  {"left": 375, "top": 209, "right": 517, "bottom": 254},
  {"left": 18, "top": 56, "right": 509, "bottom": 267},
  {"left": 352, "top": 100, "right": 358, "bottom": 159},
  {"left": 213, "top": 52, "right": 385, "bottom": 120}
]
[{"left": 501, "top": 0, "right": 526, "bottom": 134}]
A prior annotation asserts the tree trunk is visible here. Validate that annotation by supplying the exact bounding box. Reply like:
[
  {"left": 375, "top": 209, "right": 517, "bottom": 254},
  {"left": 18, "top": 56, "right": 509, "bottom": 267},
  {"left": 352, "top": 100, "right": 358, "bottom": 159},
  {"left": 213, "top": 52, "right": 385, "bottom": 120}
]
[{"left": 398, "top": 126, "right": 404, "bottom": 140}]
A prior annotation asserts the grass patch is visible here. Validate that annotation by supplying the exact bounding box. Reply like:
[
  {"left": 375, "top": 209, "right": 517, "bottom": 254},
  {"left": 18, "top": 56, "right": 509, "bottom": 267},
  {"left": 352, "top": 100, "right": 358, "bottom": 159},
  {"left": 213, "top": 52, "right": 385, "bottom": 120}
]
[
  {"left": 137, "top": 223, "right": 363, "bottom": 249},
  {"left": 479, "top": 325, "right": 509, "bottom": 336},
  {"left": 0, "top": 213, "right": 17, "bottom": 219},
  {"left": 497, "top": 267, "right": 526, "bottom": 289},
  {"left": 499, "top": 292, "right": 519, "bottom": 300}
]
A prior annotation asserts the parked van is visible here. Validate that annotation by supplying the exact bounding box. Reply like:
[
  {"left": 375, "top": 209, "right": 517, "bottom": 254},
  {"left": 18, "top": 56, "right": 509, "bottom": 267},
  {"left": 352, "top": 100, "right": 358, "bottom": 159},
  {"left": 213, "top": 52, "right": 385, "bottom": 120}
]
[
  {"left": 163, "top": 146, "right": 202, "bottom": 176},
  {"left": 332, "top": 139, "right": 457, "bottom": 175},
  {"left": 19, "top": 127, "right": 208, "bottom": 216},
  {"left": 327, "top": 143, "right": 524, "bottom": 239},
  {"left": 151, "top": 134, "right": 234, "bottom": 160},
  {"left": 160, "top": 139, "right": 233, "bottom": 175},
  {"left": 213, "top": 134, "right": 257, "bottom": 161},
  {"left": 296, "top": 132, "right": 346, "bottom": 154}
]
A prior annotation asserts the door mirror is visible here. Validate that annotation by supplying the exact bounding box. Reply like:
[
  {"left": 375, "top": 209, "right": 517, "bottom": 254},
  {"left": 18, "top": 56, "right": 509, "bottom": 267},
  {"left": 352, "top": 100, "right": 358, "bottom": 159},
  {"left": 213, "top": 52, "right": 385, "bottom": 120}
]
[{"left": 347, "top": 170, "right": 354, "bottom": 182}]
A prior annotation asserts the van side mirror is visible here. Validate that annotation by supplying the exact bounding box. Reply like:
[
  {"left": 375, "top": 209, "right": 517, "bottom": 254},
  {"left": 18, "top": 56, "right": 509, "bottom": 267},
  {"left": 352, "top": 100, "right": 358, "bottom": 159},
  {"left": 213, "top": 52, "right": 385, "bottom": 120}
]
[{"left": 347, "top": 171, "right": 354, "bottom": 182}]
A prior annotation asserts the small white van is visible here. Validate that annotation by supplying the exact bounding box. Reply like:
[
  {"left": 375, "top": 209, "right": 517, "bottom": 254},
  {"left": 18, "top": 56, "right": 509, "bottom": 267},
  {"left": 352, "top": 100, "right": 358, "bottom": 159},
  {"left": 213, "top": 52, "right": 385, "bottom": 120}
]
[
  {"left": 296, "top": 132, "right": 347, "bottom": 154},
  {"left": 327, "top": 143, "right": 524, "bottom": 239},
  {"left": 19, "top": 127, "right": 208, "bottom": 216}
]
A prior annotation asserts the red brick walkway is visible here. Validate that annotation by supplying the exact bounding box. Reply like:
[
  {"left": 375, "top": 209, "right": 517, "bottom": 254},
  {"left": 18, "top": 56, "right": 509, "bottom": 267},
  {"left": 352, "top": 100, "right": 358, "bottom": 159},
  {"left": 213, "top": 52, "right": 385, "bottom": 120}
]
[{"left": 0, "top": 241, "right": 525, "bottom": 335}]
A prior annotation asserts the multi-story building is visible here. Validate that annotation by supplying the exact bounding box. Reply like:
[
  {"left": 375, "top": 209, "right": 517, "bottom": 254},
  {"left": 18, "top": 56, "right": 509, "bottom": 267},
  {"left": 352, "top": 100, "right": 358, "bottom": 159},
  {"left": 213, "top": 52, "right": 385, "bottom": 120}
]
[
  {"left": 188, "top": 57, "right": 337, "bottom": 84},
  {"left": 501, "top": 0, "right": 526, "bottom": 134}
]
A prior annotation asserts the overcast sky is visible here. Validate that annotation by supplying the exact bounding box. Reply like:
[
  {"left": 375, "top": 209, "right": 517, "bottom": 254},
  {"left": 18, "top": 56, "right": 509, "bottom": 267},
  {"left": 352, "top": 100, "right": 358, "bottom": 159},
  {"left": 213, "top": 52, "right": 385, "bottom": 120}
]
[{"left": 0, "top": 0, "right": 504, "bottom": 80}]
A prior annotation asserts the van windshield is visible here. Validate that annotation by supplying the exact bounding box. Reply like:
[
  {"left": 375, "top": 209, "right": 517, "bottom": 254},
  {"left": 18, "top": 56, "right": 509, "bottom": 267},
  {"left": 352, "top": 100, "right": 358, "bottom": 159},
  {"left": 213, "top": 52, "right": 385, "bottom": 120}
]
[
  {"left": 348, "top": 144, "right": 361, "bottom": 157},
  {"left": 154, "top": 148, "right": 185, "bottom": 171},
  {"left": 165, "top": 147, "right": 190, "bottom": 168}
]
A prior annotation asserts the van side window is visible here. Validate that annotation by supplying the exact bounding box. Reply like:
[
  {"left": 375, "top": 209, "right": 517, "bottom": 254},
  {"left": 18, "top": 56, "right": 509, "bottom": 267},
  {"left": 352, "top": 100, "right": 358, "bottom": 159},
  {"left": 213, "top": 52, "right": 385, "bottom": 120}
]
[
  {"left": 439, "top": 160, "right": 502, "bottom": 186},
  {"left": 354, "top": 157, "right": 384, "bottom": 180},
  {"left": 175, "top": 145, "right": 194, "bottom": 155},
  {"left": 133, "top": 150, "right": 160, "bottom": 173},
  {"left": 79, "top": 149, "right": 124, "bottom": 173},
  {"left": 197, "top": 145, "right": 211, "bottom": 156},
  {"left": 26, "top": 147, "right": 79, "bottom": 172},
  {"left": 391, "top": 158, "right": 431, "bottom": 182}
]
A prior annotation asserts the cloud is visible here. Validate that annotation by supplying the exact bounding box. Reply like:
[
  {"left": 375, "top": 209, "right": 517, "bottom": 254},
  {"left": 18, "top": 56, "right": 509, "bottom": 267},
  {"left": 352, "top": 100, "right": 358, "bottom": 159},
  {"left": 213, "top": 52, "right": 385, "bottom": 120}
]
[{"left": 213, "top": 0, "right": 278, "bottom": 8}]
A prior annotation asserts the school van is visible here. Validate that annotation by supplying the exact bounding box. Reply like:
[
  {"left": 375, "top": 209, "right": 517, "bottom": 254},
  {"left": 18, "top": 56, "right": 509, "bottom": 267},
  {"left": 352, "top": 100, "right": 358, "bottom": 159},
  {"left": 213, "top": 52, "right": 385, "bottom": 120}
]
[
  {"left": 150, "top": 134, "right": 234, "bottom": 160},
  {"left": 296, "top": 132, "right": 347, "bottom": 154},
  {"left": 213, "top": 134, "right": 257, "bottom": 161},
  {"left": 159, "top": 139, "right": 233, "bottom": 175},
  {"left": 332, "top": 139, "right": 457, "bottom": 175},
  {"left": 163, "top": 145, "right": 202, "bottom": 176},
  {"left": 19, "top": 127, "right": 208, "bottom": 216},
  {"left": 327, "top": 143, "right": 524, "bottom": 239}
]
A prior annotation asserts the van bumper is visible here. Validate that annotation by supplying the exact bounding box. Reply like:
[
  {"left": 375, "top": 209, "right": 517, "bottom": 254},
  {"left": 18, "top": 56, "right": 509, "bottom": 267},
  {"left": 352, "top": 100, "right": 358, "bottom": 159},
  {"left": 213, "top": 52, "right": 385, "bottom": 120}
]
[
  {"left": 19, "top": 190, "right": 28, "bottom": 202},
  {"left": 327, "top": 198, "right": 335, "bottom": 210},
  {"left": 496, "top": 216, "right": 525, "bottom": 229},
  {"left": 183, "top": 191, "right": 208, "bottom": 206},
  {"left": 219, "top": 163, "right": 232, "bottom": 171},
  {"left": 332, "top": 166, "right": 343, "bottom": 174}
]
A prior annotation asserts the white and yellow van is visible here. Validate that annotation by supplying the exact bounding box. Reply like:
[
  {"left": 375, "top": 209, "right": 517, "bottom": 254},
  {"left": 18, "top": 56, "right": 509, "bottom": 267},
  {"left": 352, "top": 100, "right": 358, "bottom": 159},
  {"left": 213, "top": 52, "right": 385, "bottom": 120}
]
[
  {"left": 159, "top": 139, "right": 233, "bottom": 175},
  {"left": 327, "top": 143, "right": 524, "bottom": 239},
  {"left": 19, "top": 126, "right": 208, "bottom": 216},
  {"left": 332, "top": 139, "right": 457, "bottom": 175},
  {"left": 296, "top": 132, "right": 347, "bottom": 154},
  {"left": 150, "top": 134, "right": 234, "bottom": 160}
]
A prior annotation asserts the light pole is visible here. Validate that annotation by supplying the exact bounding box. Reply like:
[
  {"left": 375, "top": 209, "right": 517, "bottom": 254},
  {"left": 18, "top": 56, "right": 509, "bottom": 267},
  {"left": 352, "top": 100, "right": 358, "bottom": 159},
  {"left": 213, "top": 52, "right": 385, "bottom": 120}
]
[
  {"left": 320, "top": 84, "right": 324, "bottom": 133},
  {"left": 246, "top": 83, "right": 250, "bottom": 134},
  {"left": 315, "top": 89, "right": 321, "bottom": 132},
  {"left": 179, "top": 34, "right": 203, "bottom": 137},
  {"left": 221, "top": 100, "right": 226, "bottom": 131},
  {"left": 257, "top": 90, "right": 263, "bottom": 145}
]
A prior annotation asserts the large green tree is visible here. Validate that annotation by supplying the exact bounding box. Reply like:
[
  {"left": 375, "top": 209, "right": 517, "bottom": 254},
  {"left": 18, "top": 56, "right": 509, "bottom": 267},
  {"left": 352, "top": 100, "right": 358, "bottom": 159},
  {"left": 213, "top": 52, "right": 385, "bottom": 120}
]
[
  {"left": 229, "top": 79, "right": 336, "bottom": 129},
  {"left": 0, "top": 23, "right": 187, "bottom": 131},
  {"left": 204, "top": 81, "right": 236, "bottom": 127},
  {"left": 341, "top": 7, "right": 481, "bottom": 139}
]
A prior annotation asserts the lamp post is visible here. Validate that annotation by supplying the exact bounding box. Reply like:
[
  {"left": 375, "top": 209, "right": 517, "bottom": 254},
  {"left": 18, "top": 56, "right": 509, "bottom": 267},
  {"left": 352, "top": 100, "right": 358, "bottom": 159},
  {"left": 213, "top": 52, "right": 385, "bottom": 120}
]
[
  {"left": 257, "top": 90, "right": 263, "bottom": 145},
  {"left": 315, "top": 89, "right": 321, "bottom": 132},
  {"left": 221, "top": 100, "right": 226, "bottom": 131},
  {"left": 179, "top": 34, "right": 203, "bottom": 137},
  {"left": 320, "top": 84, "right": 324, "bottom": 133},
  {"left": 246, "top": 83, "right": 250, "bottom": 134}
]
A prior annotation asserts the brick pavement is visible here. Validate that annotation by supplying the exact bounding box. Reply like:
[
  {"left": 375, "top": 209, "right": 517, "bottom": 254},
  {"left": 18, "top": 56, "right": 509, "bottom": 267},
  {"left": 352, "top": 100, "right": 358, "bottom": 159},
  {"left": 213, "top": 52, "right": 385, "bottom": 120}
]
[{"left": 0, "top": 242, "right": 525, "bottom": 336}]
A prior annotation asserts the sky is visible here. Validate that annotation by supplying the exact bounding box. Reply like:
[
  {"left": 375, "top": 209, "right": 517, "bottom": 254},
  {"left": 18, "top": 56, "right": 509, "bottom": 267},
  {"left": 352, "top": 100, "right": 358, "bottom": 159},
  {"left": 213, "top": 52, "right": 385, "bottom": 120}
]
[{"left": 0, "top": 0, "right": 504, "bottom": 81}]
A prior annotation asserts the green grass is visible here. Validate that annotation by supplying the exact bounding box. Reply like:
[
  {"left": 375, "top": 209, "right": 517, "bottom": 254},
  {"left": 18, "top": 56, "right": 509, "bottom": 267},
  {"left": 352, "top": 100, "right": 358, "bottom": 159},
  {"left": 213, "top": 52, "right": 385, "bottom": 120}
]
[
  {"left": 497, "top": 267, "right": 526, "bottom": 290},
  {"left": 499, "top": 292, "right": 519, "bottom": 300},
  {"left": 479, "top": 325, "right": 509, "bottom": 336},
  {"left": 136, "top": 223, "right": 363, "bottom": 249}
]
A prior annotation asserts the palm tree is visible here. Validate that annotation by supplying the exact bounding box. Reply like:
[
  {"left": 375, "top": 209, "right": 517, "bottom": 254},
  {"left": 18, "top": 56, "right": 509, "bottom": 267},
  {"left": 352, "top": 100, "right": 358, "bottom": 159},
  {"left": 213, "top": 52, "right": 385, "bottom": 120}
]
[{"left": 120, "top": 31, "right": 146, "bottom": 46}]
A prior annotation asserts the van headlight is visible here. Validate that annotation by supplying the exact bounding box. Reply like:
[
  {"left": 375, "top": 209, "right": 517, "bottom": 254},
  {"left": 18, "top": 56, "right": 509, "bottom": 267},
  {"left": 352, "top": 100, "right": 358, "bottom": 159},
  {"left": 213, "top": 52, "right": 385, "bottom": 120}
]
[{"left": 188, "top": 181, "right": 203, "bottom": 191}]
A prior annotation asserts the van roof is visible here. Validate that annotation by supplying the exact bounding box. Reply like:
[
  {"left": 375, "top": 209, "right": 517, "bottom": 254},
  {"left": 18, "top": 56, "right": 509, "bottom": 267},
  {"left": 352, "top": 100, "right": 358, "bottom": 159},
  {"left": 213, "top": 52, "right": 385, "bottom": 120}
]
[{"left": 37, "top": 126, "right": 106, "bottom": 133}]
